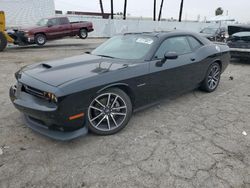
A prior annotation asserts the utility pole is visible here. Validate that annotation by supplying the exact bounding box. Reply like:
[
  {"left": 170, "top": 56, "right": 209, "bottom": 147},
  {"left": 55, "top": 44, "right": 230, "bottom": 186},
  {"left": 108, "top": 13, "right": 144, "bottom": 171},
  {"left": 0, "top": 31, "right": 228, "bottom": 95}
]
[
  {"left": 179, "top": 0, "right": 184, "bottom": 22},
  {"left": 153, "top": 0, "right": 156, "bottom": 21},
  {"left": 111, "top": 0, "right": 114, "bottom": 19},
  {"left": 99, "top": 0, "right": 104, "bottom": 18},
  {"left": 158, "top": 0, "right": 164, "bottom": 21},
  {"left": 123, "top": 0, "right": 127, "bottom": 20}
]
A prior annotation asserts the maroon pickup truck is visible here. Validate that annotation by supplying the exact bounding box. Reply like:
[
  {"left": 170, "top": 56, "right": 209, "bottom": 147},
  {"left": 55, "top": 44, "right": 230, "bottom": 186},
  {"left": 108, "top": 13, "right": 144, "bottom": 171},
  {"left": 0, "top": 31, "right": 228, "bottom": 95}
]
[{"left": 9, "top": 17, "right": 94, "bottom": 46}]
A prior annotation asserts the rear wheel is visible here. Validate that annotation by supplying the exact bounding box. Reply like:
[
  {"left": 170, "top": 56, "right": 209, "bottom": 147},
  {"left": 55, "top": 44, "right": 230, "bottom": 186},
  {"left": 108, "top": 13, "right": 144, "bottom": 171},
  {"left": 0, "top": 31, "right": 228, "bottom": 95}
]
[
  {"left": 35, "top": 34, "right": 46, "bottom": 46},
  {"left": 200, "top": 62, "right": 221, "bottom": 92},
  {"left": 0, "top": 32, "right": 7, "bottom": 52},
  {"left": 79, "top": 29, "right": 88, "bottom": 39},
  {"left": 87, "top": 88, "right": 132, "bottom": 135}
]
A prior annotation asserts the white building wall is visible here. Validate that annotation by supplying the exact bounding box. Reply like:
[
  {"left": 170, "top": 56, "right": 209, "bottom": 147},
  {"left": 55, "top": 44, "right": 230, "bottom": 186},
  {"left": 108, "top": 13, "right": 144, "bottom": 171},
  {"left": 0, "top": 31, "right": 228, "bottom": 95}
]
[
  {"left": 68, "top": 15, "right": 220, "bottom": 38},
  {"left": 0, "top": 0, "right": 55, "bottom": 28}
]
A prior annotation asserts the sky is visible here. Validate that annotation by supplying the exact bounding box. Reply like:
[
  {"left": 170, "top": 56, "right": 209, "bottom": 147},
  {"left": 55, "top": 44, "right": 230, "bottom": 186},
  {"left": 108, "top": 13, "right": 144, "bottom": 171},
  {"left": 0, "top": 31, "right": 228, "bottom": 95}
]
[{"left": 54, "top": 0, "right": 249, "bottom": 23}]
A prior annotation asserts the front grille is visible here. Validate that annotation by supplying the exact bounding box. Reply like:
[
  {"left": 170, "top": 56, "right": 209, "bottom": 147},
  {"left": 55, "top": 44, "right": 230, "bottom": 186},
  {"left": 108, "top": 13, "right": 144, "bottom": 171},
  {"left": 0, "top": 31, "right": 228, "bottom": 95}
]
[
  {"left": 22, "top": 84, "right": 46, "bottom": 100},
  {"left": 28, "top": 116, "right": 47, "bottom": 127}
]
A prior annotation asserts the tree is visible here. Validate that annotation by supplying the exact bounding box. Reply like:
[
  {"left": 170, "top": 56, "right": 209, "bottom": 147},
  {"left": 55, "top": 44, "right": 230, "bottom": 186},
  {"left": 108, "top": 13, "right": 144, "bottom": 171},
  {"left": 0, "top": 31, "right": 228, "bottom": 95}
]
[
  {"left": 158, "top": 0, "right": 164, "bottom": 21},
  {"left": 99, "top": 0, "right": 104, "bottom": 18},
  {"left": 178, "top": 0, "right": 184, "bottom": 22},
  {"left": 123, "top": 0, "right": 127, "bottom": 20},
  {"left": 153, "top": 0, "right": 156, "bottom": 21},
  {"left": 215, "top": 7, "right": 223, "bottom": 16},
  {"left": 111, "top": 0, "right": 114, "bottom": 19}
]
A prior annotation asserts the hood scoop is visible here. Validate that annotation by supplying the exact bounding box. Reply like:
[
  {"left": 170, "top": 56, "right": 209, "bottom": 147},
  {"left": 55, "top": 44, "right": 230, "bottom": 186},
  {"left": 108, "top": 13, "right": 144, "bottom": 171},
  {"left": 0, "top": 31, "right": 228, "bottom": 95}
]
[
  {"left": 23, "top": 54, "right": 131, "bottom": 87},
  {"left": 41, "top": 63, "right": 52, "bottom": 69}
]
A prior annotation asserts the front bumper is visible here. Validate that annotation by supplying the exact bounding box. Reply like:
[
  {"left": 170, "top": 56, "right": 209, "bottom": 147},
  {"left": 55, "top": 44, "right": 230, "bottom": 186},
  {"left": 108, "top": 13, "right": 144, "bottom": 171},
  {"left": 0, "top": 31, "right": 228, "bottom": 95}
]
[
  {"left": 230, "top": 48, "right": 250, "bottom": 59},
  {"left": 24, "top": 115, "right": 88, "bottom": 141},
  {"left": 9, "top": 83, "right": 88, "bottom": 141},
  {"left": 8, "top": 31, "right": 35, "bottom": 45}
]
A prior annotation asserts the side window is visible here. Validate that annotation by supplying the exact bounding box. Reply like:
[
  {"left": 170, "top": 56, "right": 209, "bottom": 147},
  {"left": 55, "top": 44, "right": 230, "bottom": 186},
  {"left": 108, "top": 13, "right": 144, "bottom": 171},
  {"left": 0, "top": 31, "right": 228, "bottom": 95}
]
[
  {"left": 60, "top": 18, "right": 69, "bottom": 25},
  {"left": 49, "top": 18, "right": 59, "bottom": 26},
  {"left": 154, "top": 36, "right": 192, "bottom": 59},
  {"left": 187, "top": 36, "right": 203, "bottom": 50}
]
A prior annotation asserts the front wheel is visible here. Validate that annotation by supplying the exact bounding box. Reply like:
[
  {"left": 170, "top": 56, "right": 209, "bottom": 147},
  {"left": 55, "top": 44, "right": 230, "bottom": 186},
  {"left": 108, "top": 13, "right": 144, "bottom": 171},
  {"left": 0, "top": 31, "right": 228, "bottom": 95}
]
[
  {"left": 87, "top": 88, "right": 132, "bottom": 135},
  {"left": 34, "top": 34, "right": 46, "bottom": 46},
  {"left": 79, "top": 29, "right": 88, "bottom": 39},
  {"left": 200, "top": 62, "right": 221, "bottom": 92}
]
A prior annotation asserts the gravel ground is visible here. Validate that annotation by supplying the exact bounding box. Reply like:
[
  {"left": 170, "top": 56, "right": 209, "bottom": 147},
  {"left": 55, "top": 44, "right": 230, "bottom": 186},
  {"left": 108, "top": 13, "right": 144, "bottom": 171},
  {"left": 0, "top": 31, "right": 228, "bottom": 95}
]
[{"left": 0, "top": 38, "right": 250, "bottom": 188}]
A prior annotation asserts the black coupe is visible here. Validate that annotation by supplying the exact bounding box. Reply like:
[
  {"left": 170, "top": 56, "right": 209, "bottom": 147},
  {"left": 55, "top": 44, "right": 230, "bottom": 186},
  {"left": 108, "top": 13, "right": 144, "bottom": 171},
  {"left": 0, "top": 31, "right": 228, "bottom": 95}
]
[{"left": 10, "top": 31, "right": 230, "bottom": 140}]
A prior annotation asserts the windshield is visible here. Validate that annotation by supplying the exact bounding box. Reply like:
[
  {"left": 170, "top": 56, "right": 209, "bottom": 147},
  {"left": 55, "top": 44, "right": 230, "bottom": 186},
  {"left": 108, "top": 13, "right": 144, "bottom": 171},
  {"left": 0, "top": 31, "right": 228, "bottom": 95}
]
[
  {"left": 91, "top": 35, "right": 155, "bottom": 60},
  {"left": 201, "top": 28, "right": 217, "bottom": 34},
  {"left": 37, "top": 18, "right": 48, "bottom": 26}
]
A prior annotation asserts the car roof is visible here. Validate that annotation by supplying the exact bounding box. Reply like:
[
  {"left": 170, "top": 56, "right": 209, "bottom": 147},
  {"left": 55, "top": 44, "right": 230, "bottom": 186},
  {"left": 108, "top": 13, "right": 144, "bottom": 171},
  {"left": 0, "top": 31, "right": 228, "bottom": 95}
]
[
  {"left": 124, "top": 30, "right": 205, "bottom": 40},
  {"left": 42, "top": 16, "right": 67, "bottom": 20},
  {"left": 125, "top": 30, "right": 212, "bottom": 46}
]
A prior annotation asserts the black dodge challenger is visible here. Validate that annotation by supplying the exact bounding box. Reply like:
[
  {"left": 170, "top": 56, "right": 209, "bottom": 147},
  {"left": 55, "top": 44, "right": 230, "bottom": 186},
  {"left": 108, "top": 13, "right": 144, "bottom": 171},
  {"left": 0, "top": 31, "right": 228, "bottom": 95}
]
[{"left": 10, "top": 31, "right": 230, "bottom": 140}]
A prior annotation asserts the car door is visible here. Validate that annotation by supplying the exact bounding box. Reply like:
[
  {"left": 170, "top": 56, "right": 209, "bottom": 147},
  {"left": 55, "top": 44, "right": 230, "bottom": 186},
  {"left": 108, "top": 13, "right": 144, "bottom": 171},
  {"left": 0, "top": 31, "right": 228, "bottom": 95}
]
[
  {"left": 148, "top": 36, "right": 200, "bottom": 101},
  {"left": 46, "top": 18, "right": 64, "bottom": 39},
  {"left": 59, "top": 17, "right": 72, "bottom": 37}
]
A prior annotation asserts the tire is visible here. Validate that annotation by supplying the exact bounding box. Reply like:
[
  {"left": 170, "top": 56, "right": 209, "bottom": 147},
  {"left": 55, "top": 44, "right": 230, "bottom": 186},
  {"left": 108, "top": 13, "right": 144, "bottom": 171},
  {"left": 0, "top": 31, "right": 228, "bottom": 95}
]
[
  {"left": 200, "top": 62, "right": 221, "bottom": 92},
  {"left": 0, "top": 32, "right": 7, "bottom": 52},
  {"left": 87, "top": 88, "right": 132, "bottom": 135},
  {"left": 34, "top": 34, "right": 46, "bottom": 46},
  {"left": 79, "top": 29, "right": 88, "bottom": 39}
]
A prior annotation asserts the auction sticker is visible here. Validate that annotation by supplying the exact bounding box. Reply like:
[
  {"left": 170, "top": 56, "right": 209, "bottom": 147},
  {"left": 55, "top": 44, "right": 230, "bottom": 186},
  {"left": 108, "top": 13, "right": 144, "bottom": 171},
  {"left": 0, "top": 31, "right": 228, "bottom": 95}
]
[{"left": 136, "top": 38, "right": 154, "bottom": 45}]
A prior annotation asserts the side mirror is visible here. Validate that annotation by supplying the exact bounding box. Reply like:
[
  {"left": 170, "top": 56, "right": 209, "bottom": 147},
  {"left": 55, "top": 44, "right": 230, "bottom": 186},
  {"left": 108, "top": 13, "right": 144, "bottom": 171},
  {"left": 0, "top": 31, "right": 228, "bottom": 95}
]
[
  {"left": 156, "top": 52, "right": 178, "bottom": 67},
  {"left": 164, "top": 51, "right": 178, "bottom": 60}
]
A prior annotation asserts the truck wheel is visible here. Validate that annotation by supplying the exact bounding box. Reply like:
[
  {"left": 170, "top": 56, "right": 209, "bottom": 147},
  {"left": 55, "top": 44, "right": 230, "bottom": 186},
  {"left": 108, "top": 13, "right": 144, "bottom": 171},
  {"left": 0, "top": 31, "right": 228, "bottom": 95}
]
[
  {"left": 0, "top": 32, "right": 8, "bottom": 52},
  {"left": 35, "top": 34, "right": 46, "bottom": 46},
  {"left": 79, "top": 29, "right": 88, "bottom": 39}
]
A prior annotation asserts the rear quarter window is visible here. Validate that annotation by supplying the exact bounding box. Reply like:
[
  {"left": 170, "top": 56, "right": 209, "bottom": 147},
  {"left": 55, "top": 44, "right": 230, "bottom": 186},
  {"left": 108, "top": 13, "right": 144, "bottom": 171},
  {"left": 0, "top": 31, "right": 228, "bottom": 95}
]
[{"left": 187, "top": 36, "right": 203, "bottom": 50}]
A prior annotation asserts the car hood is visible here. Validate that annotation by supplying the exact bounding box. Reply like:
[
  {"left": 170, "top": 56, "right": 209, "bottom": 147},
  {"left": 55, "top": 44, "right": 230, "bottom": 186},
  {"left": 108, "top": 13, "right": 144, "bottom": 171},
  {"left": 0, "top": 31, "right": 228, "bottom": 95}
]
[
  {"left": 22, "top": 54, "right": 132, "bottom": 87},
  {"left": 19, "top": 26, "right": 45, "bottom": 32},
  {"left": 232, "top": 32, "right": 250, "bottom": 37},
  {"left": 228, "top": 32, "right": 250, "bottom": 43},
  {"left": 228, "top": 25, "right": 250, "bottom": 36}
]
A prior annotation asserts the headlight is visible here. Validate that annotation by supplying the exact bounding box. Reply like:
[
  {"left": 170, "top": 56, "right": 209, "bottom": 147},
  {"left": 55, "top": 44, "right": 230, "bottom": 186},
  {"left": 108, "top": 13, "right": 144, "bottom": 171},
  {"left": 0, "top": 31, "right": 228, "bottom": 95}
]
[
  {"left": 44, "top": 92, "right": 58, "bottom": 103},
  {"left": 24, "top": 31, "right": 30, "bottom": 37}
]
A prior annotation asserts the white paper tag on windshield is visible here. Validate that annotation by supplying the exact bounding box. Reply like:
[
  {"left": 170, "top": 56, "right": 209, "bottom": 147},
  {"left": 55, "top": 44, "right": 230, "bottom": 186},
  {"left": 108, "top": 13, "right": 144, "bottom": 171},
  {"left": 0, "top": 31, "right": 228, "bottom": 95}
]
[{"left": 136, "top": 38, "right": 153, "bottom": 45}]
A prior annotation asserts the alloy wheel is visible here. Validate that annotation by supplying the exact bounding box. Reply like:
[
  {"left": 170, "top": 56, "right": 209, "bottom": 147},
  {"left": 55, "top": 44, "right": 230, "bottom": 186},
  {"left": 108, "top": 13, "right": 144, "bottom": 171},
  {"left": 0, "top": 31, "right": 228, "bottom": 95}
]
[
  {"left": 207, "top": 64, "right": 221, "bottom": 90},
  {"left": 88, "top": 93, "right": 128, "bottom": 132},
  {"left": 37, "top": 36, "right": 45, "bottom": 44},
  {"left": 80, "top": 30, "right": 87, "bottom": 38}
]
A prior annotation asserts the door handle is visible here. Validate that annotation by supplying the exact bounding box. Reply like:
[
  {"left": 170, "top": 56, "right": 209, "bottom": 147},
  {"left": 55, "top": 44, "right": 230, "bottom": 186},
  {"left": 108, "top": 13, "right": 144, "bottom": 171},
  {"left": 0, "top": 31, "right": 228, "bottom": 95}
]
[{"left": 190, "top": 58, "right": 196, "bottom": 61}]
